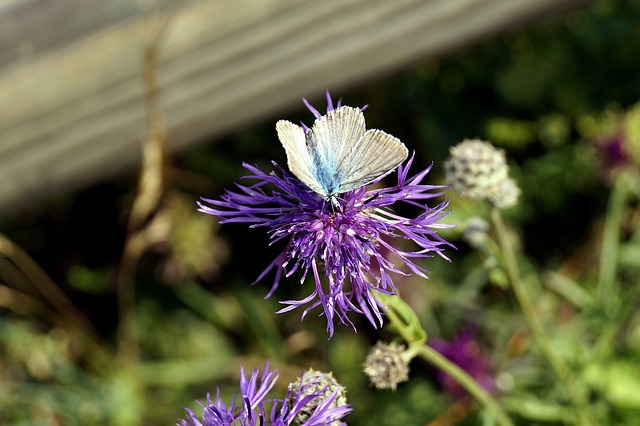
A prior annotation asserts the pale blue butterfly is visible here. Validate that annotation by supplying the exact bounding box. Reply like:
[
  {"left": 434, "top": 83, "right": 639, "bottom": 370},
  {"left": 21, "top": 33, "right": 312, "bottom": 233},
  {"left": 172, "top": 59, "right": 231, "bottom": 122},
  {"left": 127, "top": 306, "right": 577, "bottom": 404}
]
[{"left": 276, "top": 106, "right": 408, "bottom": 200}]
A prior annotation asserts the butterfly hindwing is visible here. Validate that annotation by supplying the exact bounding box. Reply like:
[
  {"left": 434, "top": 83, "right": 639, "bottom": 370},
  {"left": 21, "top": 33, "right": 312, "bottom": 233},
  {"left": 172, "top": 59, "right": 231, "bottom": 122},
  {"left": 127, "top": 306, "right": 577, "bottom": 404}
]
[
  {"left": 337, "top": 129, "right": 408, "bottom": 193},
  {"left": 312, "top": 106, "right": 365, "bottom": 169}
]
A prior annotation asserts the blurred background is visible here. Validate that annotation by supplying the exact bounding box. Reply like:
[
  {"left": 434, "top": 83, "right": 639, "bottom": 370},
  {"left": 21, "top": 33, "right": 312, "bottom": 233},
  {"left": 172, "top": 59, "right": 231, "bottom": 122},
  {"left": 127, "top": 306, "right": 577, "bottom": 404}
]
[{"left": 1, "top": 0, "right": 640, "bottom": 424}]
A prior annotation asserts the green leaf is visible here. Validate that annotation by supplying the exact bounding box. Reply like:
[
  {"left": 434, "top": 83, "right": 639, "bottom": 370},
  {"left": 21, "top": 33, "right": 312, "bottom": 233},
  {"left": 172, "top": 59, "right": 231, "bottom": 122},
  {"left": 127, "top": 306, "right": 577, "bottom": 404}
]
[
  {"left": 501, "top": 395, "right": 575, "bottom": 422},
  {"left": 584, "top": 360, "right": 640, "bottom": 408}
]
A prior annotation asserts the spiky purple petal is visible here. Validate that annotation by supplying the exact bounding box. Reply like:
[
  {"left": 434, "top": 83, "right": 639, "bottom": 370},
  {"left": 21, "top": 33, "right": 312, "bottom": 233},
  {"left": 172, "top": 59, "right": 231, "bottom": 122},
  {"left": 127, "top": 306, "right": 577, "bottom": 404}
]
[{"left": 178, "top": 363, "right": 351, "bottom": 426}]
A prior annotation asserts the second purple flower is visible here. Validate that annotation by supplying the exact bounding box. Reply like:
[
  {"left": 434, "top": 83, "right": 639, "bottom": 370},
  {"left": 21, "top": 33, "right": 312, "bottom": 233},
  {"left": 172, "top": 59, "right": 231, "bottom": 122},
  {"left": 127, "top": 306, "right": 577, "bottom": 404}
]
[{"left": 198, "top": 92, "right": 453, "bottom": 336}]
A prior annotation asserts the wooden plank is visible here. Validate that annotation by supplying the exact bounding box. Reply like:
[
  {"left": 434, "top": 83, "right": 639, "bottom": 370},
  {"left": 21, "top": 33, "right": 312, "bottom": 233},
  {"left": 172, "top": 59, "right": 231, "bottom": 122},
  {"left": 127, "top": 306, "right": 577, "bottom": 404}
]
[{"left": 0, "top": 0, "right": 586, "bottom": 214}]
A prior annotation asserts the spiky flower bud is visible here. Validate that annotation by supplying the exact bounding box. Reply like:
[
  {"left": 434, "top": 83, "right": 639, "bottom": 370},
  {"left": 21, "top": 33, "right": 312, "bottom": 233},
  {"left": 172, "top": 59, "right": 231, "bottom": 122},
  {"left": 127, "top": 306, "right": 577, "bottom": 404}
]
[
  {"left": 287, "top": 369, "right": 348, "bottom": 426},
  {"left": 363, "top": 341, "right": 409, "bottom": 391},
  {"left": 444, "top": 139, "right": 520, "bottom": 209}
]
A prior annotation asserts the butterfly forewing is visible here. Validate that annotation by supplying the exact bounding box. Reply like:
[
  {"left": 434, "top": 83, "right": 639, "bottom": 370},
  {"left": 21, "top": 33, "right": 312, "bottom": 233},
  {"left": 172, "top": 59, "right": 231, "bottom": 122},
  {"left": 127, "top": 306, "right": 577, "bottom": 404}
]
[
  {"left": 311, "top": 106, "right": 366, "bottom": 192},
  {"left": 336, "top": 129, "right": 409, "bottom": 194},
  {"left": 276, "top": 120, "right": 328, "bottom": 196}
]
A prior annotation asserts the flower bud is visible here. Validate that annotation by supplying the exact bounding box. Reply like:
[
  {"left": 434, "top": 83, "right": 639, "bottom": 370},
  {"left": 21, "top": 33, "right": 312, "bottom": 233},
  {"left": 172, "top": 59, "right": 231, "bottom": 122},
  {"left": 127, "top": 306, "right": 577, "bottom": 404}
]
[
  {"left": 287, "top": 369, "right": 348, "bottom": 425},
  {"left": 363, "top": 341, "right": 409, "bottom": 391},
  {"left": 445, "top": 139, "right": 520, "bottom": 209}
]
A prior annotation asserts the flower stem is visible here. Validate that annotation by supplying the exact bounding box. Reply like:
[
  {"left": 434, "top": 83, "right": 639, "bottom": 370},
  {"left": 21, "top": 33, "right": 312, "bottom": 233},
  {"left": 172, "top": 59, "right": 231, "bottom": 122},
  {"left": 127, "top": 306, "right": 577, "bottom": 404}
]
[
  {"left": 490, "top": 208, "right": 566, "bottom": 377},
  {"left": 597, "top": 171, "right": 628, "bottom": 315},
  {"left": 383, "top": 297, "right": 513, "bottom": 426},
  {"left": 416, "top": 345, "right": 514, "bottom": 426},
  {"left": 594, "top": 169, "right": 638, "bottom": 359},
  {"left": 491, "top": 208, "right": 592, "bottom": 426}
]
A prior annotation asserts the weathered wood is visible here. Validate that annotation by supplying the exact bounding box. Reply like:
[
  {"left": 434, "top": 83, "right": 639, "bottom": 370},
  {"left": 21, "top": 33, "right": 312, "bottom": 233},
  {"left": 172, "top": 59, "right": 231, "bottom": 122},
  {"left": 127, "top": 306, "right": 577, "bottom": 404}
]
[{"left": 0, "top": 0, "right": 587, "bottom": 215}]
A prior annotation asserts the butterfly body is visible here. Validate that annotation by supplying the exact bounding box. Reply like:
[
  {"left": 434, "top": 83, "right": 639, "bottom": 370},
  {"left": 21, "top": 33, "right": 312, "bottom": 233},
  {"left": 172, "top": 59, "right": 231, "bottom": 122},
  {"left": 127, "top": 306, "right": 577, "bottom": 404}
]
[
  {"left": 305, "top": 130, "right": 342, "bottom": 197},
  {"left": 277, "top": 106, "right": 408, "bottom": 200}
]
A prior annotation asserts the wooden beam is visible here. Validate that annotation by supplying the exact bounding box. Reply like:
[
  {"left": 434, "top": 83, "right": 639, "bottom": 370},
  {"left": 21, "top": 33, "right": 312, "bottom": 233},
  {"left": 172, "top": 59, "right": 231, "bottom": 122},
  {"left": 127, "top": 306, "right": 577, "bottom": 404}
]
[{"left": 0, "top": 0, "right": 586, "bottom": 214}]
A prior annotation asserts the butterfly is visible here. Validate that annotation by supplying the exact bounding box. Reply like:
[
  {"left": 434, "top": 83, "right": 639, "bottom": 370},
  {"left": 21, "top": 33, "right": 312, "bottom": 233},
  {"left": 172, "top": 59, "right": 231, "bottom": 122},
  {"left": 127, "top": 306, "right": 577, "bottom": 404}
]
[{"left": 276, "top": 106, "right": 408, "bottom": 201}]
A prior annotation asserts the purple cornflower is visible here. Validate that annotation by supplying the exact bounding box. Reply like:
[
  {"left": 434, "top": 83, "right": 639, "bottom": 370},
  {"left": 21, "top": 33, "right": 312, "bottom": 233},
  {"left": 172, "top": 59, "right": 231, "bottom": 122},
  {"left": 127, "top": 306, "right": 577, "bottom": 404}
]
[
  {"left": 198, "top": 92, "right": 453, "bottom": 336},
  {"left": 178, "top": 363, "right": 351, "bottom": 426},
  {"left": 431, "top": 328, "right": 496, "bottom": 399}
]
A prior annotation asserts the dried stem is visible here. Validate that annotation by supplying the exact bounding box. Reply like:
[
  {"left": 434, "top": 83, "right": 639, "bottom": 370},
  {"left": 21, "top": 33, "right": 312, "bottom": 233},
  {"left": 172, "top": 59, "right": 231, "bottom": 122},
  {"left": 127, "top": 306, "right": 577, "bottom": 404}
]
[{"left": 117, "top": 9, "right": 172, "bottom": 362}]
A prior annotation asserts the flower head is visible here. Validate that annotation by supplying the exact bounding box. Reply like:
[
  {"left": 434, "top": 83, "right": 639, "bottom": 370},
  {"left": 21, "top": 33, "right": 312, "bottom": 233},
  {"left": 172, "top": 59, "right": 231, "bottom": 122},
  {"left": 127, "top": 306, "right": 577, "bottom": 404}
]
[
  {"left": 198, "top": 91, "right": 453, "bottom": 336},
  {"left": 363, "top": 341, "right": 410, "bottom": 391},
  {"left": 179, "top": 363, "right": 278, "bottom": 426},
  {"left": 588, "top": 101, "right": 640, "bottom": 178},
  {"left": 179, "top": 363, "right": 350, "bottom": 426},
  {"left": 587, "top": 108, "right": 632, "bottom": 179},
  {"left": 286, "top": 369, "right": 349, "bottom": 426},
  {"left": 444, "top": 139, "right": 520, "bottom": 209}
]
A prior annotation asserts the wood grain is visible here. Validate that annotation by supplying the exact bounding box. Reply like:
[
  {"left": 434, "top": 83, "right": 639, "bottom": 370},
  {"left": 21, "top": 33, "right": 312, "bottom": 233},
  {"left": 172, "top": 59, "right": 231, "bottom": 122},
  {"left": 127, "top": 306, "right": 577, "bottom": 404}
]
[{"left": 0, "top": 0, "right": 586, "bottom": 214}]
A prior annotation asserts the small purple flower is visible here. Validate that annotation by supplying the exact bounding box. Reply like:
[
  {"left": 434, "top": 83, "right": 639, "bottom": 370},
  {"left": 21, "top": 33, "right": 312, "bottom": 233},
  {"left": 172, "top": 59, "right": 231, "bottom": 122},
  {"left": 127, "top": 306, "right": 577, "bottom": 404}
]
[
  {"left": 198, "top": 92, "right": 453, "bottom": 336},
  {"left": 431, "top": 328, "right": 496, "bottom": 399},
  {"left": 594, "top": 131, "right": 631, "bottom": 178},
  {"left": 178, "top": 363, "right": 350, "bottom": 426},
  {"left": 179, "top": 363, "right": 278, "bottom": 426}
]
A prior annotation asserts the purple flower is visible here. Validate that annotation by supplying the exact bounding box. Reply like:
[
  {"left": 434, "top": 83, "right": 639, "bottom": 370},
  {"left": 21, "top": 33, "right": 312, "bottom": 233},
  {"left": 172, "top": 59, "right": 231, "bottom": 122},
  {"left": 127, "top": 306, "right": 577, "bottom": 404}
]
[
  {"left": 179, "top": 363, "right": 278, "bottom": 426},
  {"left": 431, "top": 328, "right": 496, "bottom": 399},
  {"left": 594, "top": 131, "right": 632, "bottom": 179},
  {"left": 178, "top": 363, "right": 350, "bottom": 426},
  {"left": 198, "top": 92, "right": 453, "bottom": 336}
]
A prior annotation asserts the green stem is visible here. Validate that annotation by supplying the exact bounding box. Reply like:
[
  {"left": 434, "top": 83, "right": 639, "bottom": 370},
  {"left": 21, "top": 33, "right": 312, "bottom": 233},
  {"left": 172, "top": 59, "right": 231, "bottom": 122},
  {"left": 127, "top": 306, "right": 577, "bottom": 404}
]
[
  {"left": 491, "top": 208, "right": 592, "bottom": 426},
  {"left": 383, "top": 299, "right": 513, "bottom": 426},
  {"left": 491, "top": 209, "right": 567, "bottom": 378},
  {"left": 416, "top": 345, "right": 514, "bottom": 426},
  {"left": 597, "top": 172, "right": 628, "bottom": 315},
  {"left": 384, "top": 301, "right": 420, "bottom": 344},
  {"left": 593, "top": 170, "right": 639, "bottom": 360}
]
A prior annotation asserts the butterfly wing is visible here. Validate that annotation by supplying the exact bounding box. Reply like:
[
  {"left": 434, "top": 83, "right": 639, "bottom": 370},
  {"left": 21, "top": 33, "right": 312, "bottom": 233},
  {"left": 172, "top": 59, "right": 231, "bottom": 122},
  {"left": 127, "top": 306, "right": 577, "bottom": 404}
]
[
  {"left": 278, "top": 106, "right": 408, "bottom": 198},
  {"left": 309, "top": 106, "right": 365, "bottom": 196},
  {"left": 276, "top": 120, "right": 327, "bottom": 196},
  {"left": 336, "top": 129, "right": 408, "bottom": 193}
]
